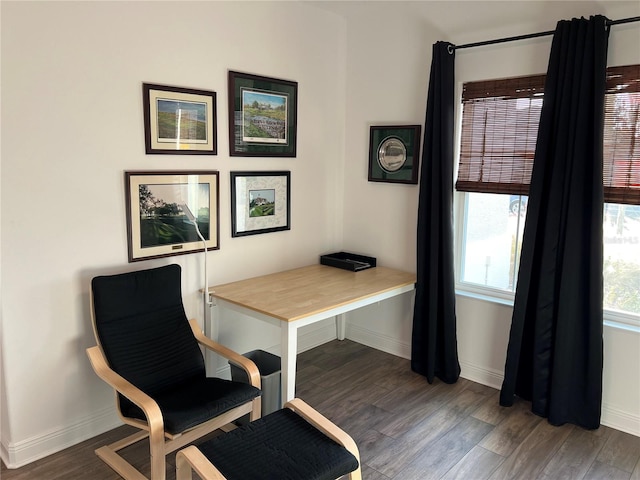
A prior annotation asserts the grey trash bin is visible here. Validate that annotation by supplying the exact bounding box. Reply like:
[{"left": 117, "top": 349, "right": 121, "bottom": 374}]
[{"left": 230, "top": 349, "right": 282, "bottom": 419}]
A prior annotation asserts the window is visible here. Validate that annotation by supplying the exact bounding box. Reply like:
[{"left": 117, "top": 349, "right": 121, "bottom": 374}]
[
  {"left": 459, "top": 192, "right": 527, "bottom": 294},
  {"left": 604, "top": 203, "right": 640, "bottom": 316},
  {"left": 456, "top": 66, "right": 640, "bottom": 321}
]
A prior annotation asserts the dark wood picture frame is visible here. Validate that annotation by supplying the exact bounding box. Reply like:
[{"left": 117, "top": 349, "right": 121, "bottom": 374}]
[
  {"left": 230, "top": 171, "right": 291, "bottom": 237},
  {"left": 228, "top": 71, "right": 298, "bottom": 157},
  {"left": 125, "top": 171, "right": 220, "bottom": 262},
  {"left": 143, "top": 83, "right": 217, "bottom": 155},
  {"left": 368, "top": 125, "right": 422, "bottom": 184}
]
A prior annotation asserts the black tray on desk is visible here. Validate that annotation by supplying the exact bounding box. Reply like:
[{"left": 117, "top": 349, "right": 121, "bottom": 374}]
[{"left": 320, "top": 252, "right": 376, "bottom": 272}]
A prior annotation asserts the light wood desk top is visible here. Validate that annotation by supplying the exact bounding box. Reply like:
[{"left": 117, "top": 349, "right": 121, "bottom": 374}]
[{"left": 208, "top": 264, "right": 416, "bottom": 322}]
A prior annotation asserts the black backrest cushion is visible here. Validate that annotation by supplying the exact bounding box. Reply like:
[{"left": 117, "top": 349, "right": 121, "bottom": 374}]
[{"left": 92, "top": 264, "right": 204, "bottom": 396}]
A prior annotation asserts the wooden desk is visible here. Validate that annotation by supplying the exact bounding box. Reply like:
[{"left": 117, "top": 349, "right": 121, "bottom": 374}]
[{"left": 206, "top": 264, "right": 416, "bottom": 404}]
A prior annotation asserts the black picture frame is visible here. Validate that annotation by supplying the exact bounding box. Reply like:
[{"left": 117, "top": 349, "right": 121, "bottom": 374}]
[
  {"left": 230, "top": 171, "right": 291, "bottom": 237},
  {"left": 125, "top": 171, "right": 220, "bottom": 262},
  {"left": 368, "top": 125, "right": 422, "bottom": 184},
  {"left": 228, "top": 71, "right": 298, "bottom": 157},
  {"left": 143, "top": 83, "right": 217, "bottom": 155}
]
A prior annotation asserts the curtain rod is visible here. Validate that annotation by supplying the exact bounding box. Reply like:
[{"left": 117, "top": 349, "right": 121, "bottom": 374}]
[{"left": 453, "top": 15, "right": 640, "bottom": 51}]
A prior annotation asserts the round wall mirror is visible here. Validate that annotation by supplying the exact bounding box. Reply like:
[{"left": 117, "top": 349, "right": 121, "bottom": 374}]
[{"left": 377, "top": 137, "right": 407, "bottom": 173}]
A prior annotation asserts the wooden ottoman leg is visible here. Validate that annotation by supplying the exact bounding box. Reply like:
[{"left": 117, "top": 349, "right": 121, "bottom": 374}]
[{"left": 176, "top": 445, "right": 227, "bottom": 480}]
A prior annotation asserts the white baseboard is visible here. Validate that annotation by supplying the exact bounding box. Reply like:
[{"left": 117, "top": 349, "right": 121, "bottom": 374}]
[
  {"left": 459, "top": 360, "right": 640, "bottom": 437},
  {"left": 601, "top": 403, "right": 640, "bottom": 437},
  {"left": 298, "top": 321, "right": 338, "bottom": 353},
  {"left": 345, "top": 323, "right": 411, "bottom": 359},
  {"left": 459, "top": 359, "right": 504, "bottom": 390},
  {"left": 1, "top": 405, "right": 121, "bottom": 469}
]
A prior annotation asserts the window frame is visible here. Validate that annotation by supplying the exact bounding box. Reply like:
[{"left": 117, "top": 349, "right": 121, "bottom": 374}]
[
  {"left": 454, "top": 192, "right": 640, "bottom": 329},
  {"left": 453, "top": 68, "right": 640, "bottom": 330}
]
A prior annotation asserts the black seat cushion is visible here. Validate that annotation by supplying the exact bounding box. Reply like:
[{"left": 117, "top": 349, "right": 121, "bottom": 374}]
[
  {"left": 92, "top": 264, "right": 260, "bottom": 434},
  {"left": 197, "top": 408, "right": 359, "bottom": 480},
  {"left": 120, "top": 376, "right": 260, "bottom": 434}
]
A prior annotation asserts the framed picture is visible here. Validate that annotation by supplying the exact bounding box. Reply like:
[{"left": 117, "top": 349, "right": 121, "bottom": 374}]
[
  {"left": 125, "top": 171, "right": 219, "bottom": 262},
  {"left": 228, "top": 71, "right": 298, "bottom": 157},
  {"left": 143, "top": 83, "right": 217, "bottom": 154},
  {"left": 368, "top": 125, "right": 422, "bottom": 184},
  {"left": 230, "top": 171, "right": 291, "bottom": 237}
]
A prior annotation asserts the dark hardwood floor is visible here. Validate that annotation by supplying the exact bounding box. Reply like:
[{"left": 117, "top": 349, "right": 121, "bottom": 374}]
[{"left": 2, "top": 339, "right": 639, "bottom": 479}]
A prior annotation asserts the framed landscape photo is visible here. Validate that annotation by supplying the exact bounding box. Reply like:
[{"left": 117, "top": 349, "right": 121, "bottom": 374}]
[
  {"left": 125, "top": 171, "right": 219, "bottom": 262},
  {"left": 368, "top": 125, "right": 422, "bottom": 184},
  {"left": 228, "top": 71, "right": 298, "bottom": 157},
  {"left": 143, "top": 83, "right": 217, "bottom": 154},
  {"left": 230, "top": 171, "right": 290, "bottom": 237}
]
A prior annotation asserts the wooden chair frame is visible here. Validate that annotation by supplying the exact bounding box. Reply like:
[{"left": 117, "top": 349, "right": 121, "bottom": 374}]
[
  {"left": 87, "top": 314, "right": 262, "bottom": 480},
  {"left": 175, "top": 398, "right": 362, "bottom": 480}
]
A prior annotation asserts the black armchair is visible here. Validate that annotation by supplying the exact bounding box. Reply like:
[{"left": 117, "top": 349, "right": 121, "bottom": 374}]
[{"left": 86, "top": 264, "right": 262, "bottom": 480}]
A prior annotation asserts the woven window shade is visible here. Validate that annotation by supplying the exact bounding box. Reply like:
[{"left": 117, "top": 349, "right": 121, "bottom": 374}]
[
  {"left": 456, "top": 75, "right": 545, "bottom": 195},
  {"left": 456, "top": 66, "right": 640, "bottom": 205},
  {"left": 603, "top": 65, "right": 640, "bottom": 205}
]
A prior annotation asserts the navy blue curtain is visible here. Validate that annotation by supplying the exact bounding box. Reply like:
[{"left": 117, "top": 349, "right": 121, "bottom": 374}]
[
  {"left": 500, "top": 16, "right": 610, "bottom": 429},
  {"left": 411, "top": 42, "right": 460, "bottom": 384}
]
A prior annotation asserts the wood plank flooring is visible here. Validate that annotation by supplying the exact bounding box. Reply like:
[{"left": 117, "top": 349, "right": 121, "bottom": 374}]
[{"left": 2, "top": 339, "right": 639, "bottom": 479}]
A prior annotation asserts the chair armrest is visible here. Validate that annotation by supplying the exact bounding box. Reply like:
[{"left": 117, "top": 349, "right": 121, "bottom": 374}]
[
  {"left": 176, "top": 445, "right": 227, "bottom": 480},
  {"left": 285, "top": 398, "right": 362, "bottom": 479},
  {"left": 188, "top": 319, "right": 261, "bottom": 389},
  {"left": 86, "top": 346, "right": 164, "bottom": 435}
]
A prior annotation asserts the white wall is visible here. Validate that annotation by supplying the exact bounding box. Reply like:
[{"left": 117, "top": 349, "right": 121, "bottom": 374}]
[
  {"left": 337, "top": 1, "right": 439, "bottom": 355},
  {"left": 338, "top": 1, "right": 640, "bottom": 437},
  {"left": 1, "top": 0, "right": 639, "bottom": 470},
  {"left": 0, "top": 0, "right": 346, "bottom": 467}
]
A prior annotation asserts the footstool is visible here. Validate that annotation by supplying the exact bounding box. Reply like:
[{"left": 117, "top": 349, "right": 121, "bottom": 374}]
[{"left": 176, "top": 398, "right": 361, "bottom": 480}]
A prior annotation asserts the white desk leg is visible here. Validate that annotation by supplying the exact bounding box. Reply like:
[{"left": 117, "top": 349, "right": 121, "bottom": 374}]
[
  {"left": 281, "top": 322, "right": 297, "bottom": 405},
  {"left": 336, "top": 313, "right": 346, "bottom": 340}
]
